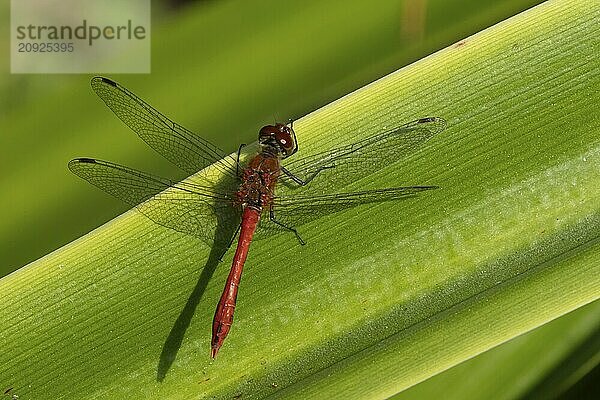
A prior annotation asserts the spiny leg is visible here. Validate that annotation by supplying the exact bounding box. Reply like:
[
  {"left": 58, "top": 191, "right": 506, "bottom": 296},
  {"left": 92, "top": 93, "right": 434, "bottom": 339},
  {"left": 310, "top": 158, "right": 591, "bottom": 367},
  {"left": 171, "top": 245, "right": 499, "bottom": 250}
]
[
  {"left": 269, "top": 206, "right": 306, "bottom": 245},
  {"left": 281, "top": 165, "right": 335, "bottom": 186},
  {"left": 235, "top": 144, "right": 246, "bottom": 177}
]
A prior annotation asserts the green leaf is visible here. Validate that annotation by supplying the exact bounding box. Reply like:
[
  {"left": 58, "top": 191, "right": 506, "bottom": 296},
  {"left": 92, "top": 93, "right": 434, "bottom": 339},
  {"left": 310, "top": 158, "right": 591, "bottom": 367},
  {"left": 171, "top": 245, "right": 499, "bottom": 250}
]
[
  {"left": 390, "top": 300, "right": 600, "bottom": 400},
  {"left": 1, "top": 0, "right": 599, "bottom": 399}
]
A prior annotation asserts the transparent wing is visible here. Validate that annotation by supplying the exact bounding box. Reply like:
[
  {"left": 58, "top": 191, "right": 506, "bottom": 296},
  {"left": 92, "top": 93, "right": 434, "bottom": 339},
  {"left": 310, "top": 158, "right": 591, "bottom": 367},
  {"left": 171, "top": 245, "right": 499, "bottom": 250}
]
[
  {"left": 69, "top": 158, "right": 240, "bottom": 247},
  {"left": 279, "top": 117, "right": 446, "bottom": 195},
  {"left": 255, "top": 186, "right": 437, "bottom": 239},
  {"left": 91, "top": 76, "right": 239, "bottom": 179}
]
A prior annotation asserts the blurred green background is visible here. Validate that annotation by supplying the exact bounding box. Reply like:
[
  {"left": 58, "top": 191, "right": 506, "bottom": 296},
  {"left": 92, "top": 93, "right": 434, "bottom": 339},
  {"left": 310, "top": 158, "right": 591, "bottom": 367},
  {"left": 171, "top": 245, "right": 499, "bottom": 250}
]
[{"left": 2, "top": 0, "right": 598, "bottom": 398}]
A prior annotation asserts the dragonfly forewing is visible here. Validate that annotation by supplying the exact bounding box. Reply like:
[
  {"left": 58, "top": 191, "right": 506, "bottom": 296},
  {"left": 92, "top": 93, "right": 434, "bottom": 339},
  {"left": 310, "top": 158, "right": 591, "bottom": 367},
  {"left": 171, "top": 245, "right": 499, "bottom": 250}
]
[
  {"left": 91, "top": 77, "right": 239, "bottom": 180},
  {"left": 278, "top": 117, "right": 445, "bottom": 196}
]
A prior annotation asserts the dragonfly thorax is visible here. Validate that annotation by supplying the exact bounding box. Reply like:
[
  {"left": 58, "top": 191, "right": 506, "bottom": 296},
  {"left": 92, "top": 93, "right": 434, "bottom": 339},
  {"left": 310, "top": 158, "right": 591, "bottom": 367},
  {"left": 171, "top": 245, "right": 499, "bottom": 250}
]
[{"left": 235, "top": 154, "right": 280, "bottom": 210}]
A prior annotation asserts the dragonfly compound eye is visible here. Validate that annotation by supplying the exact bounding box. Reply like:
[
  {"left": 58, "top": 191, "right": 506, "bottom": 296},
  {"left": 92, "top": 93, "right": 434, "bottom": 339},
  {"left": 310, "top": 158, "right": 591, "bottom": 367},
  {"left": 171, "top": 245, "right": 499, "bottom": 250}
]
[
  {"left": 259, "top": 125, "right": 279, "bottom": 138},
  {"left": 275, "top": 130, "right": 297, "bottom": 157},
  {"left": 259, "top": 124, "right": 298, "bottom": 157}
]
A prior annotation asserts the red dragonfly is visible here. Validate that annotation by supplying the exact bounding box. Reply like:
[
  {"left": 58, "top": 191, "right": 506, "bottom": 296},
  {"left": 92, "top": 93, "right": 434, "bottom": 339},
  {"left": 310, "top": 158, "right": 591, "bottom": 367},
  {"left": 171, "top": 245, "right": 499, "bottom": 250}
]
[{"left": 69, "top": 77, "right": 445, "bottom": 358}]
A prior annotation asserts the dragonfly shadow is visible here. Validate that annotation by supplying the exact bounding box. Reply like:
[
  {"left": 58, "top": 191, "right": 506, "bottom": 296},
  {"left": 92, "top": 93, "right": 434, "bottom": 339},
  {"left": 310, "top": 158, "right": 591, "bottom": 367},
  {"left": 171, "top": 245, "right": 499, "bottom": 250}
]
[{"left": 156, "top": 213, "right": 239, "bottom": 382}]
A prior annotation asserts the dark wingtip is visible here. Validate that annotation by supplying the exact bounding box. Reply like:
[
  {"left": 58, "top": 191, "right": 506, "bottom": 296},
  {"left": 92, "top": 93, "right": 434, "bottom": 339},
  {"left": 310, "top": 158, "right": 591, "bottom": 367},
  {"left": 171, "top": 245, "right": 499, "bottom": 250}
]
[
  {"left": 74, "top": 157, "right": 97, "bottom": 164},
  {"left": 91, "top": 76, "right": 117, "bottom": 87},
  {"left": 417, "top": 117, "right": 447, "bottom": 133},
  {"left": 68, "top": 157, "right": 96, "bottom": 172},
  {"left": 417, "top": 185, "right": 440, "bottom": 190},
  {"left": 68, "top": 158, "right": 91, "bottom": 174},
  {"left": 418, "top": 117, "right": 446, "bottom": 124}
]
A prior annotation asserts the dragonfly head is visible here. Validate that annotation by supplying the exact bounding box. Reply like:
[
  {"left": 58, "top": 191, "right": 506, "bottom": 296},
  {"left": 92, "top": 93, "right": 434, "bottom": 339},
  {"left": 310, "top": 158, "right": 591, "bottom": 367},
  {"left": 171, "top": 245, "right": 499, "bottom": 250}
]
[{"left": 258, "top": 121, "right": 298, "bottom": 158}]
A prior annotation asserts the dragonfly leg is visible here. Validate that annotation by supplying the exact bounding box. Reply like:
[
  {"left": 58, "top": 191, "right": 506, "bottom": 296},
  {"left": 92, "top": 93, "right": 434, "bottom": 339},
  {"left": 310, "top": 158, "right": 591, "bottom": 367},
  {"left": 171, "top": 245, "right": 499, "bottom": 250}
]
[
  {"left": 236, "top": 144, "right": 246, "bottom": 176},
  {"left": 269, "top": 207, "right": 306, "bottom": 245},
  {"left": 280, "top": 165, "right": 335, "bottom": 187},
  {"left": 218, "top": 223, "right": 242, "bottom": 262}
]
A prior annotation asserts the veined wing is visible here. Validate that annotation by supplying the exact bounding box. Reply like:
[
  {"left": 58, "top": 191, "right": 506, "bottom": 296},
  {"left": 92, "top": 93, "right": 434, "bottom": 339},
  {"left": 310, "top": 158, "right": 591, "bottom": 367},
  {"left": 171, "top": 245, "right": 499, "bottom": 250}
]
[
  {"left": 256, "top": 186, "right": 437, "bottom": 238},
  {"left": 280, "top": 117, "right": 446, "bottom": 194},
  {"left": 69, "top": 158, "right": 240, "bottom": 247},
  {"left": 91, "top": 77, "right": 239, "bottom": 178}
]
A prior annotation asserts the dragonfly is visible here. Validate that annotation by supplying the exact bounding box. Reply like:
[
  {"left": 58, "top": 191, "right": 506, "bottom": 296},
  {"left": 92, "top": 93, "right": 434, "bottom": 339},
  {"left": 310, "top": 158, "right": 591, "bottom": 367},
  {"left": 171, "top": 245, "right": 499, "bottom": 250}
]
[{"left": 69, "top": 77, "right": 446, "bottom": 358}]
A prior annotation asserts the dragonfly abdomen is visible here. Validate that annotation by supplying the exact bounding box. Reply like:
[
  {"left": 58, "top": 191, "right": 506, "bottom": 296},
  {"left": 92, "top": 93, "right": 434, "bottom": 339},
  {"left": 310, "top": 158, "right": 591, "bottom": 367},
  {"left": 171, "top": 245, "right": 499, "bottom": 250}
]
[{"left": 211, "top": 206, "right": 260, "bottom": 358}]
